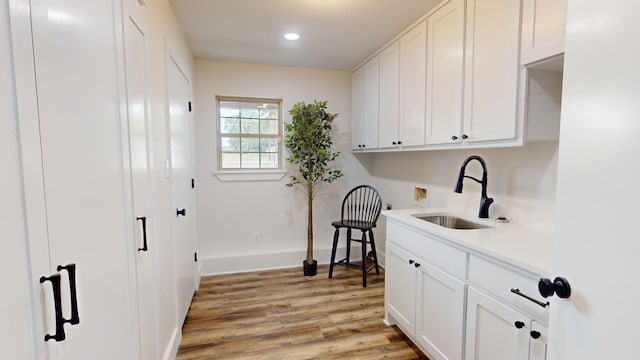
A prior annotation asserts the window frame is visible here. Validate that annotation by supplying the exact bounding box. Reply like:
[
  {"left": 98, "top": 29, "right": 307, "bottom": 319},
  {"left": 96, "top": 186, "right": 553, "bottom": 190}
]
[{"left": 215, "top": 96, "right": 284, "bottom": 173}]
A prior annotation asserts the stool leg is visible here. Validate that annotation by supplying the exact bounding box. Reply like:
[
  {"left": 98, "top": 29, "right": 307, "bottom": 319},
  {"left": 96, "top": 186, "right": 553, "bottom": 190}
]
[
  {"left": 369, "top": 229, "right": 380, "bottom": 275},
  {"left": 328, "top": 227, "right": 340, "bottom": 279},
  {"left": 346, "top": 228, "right": 352, "bottom": 263},
  {"left": 361, "top": 230, "right": 367, "bottom": 287}
]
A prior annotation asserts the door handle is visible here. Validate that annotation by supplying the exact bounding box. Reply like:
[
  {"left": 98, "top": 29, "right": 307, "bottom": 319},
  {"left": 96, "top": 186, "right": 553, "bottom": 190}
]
[
  {"left": 40, "top": 274, "right": 66, "bottom": 342},
  {"left": 176, "top": 208, "right": 186, "bottom": 217},
  {"left": 538, "top": 277, "right": 572, "bottom": 299},
  {"left": 136, "top": 216, "right": 148, "bottom": 252},
  {"left": 57, "top": 264, "right": 80, "bottom": 326}
]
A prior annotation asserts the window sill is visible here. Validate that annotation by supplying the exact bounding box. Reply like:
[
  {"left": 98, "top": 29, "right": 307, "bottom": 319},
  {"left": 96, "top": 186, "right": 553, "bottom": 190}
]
[{"left": 213, "top": 170, "right": 287, "bottom": 182}]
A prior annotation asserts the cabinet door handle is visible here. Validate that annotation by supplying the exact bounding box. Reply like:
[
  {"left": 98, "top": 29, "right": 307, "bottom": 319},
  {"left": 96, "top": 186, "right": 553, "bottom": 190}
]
[
  {"left": 409, "top": 259, "right": 414, "bottom": 265},
  {"left": 397, "top": 141, "right": 403, "bottom": 145},
  {"left": 451, "top": 135, "right": 458, "bottom": 140},
  {"left": 511, "top": 288, "right": 549, "bottom": 308},
  {"left": 136, "top": 216, "right": 148, "bottom": 252},
  {"left": 40, "top": 274, "right": 66, "bottom": 342},
  {"left": 176, "top": 208, "right": 186, "bottom": 217},
  {"left": 514, "top": 321, "right": 525, "bottom": 329},
  {"left": 57, "top": 264, "right": 80, "bottom": 326},
  {"left": 461, "top": 134, "right": 468, "bottom": 140},
  {"left": 530, "top": 330, "right": 542, "bottom": 339},
  {"left": 392, "top": 141, "right": 397, "bottom": 146},
  {"left": 414, "top": 262, "right": 421, "bottom": 268}
]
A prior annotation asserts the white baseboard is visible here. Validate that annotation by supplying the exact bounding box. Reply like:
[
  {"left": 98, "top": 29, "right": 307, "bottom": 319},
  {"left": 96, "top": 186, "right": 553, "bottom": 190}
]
[
  {"left": 200, "top": 246, "right": 384, "bottom": 276},
  {"left": 163, "top": 326, "right": 181, "bottom": 360}
]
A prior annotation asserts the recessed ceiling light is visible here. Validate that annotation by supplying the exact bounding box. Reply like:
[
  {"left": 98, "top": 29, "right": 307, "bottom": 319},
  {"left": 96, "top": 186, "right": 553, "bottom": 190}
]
[{"left": 284, "top": 33, "right": 300, "bottom": 41}]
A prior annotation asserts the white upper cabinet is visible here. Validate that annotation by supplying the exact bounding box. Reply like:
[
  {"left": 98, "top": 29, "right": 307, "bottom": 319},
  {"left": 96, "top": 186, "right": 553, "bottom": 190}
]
[
  {"left": 463, "top": 0, "right": 523, "bottom": 144},
  {"left": 364, "top": 57, "right": 380, "bottom": 149},
  {"left": 351, "top": 66, "right": 366, "bottom": 150},
  {"left": 378, "top": 42, "right": 400, "bottom": 149},
  {"left": 521, "top": 0, "right": 568, "bottom": 65},
  {"left": 352, "top": 0, "right": 535, "bottom": 152},
  {"left": 426, "top": 0, "right": 465, "bottom": 145},
  {"left": 399, "top": 20, "right": 427, "bottom": 147},
  {"left": 351, "top": 57, "right": 380, "bottom": 150}
]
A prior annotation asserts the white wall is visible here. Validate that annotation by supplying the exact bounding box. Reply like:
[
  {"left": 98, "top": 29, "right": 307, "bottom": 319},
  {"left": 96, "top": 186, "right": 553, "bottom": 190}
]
[
  {"left": 194, "top": 59, "right": 373, "bottom": 275},
  {"left": 368, "top": 141, "right": 559, "bottom": 230}
]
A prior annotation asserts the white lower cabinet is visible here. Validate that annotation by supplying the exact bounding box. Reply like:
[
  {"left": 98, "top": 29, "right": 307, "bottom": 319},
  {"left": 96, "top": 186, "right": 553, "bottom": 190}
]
[
  {"left": 385, "top": 223, "right": 466, "bottom": 360},
  {"left": 466, "top": 287, "right": 548, "bottom": 360},
  {"left": 385, "top": 243, "right": 417, "bottom": 333},
  {"left": 385, "top": 219, "right": 548, "bottom": 360},
  {"left": 415, "top": 261, "right": 465, "bottom": 360},
  {"left": 386, "top": 242, "right": 465, "bottom": 360}
]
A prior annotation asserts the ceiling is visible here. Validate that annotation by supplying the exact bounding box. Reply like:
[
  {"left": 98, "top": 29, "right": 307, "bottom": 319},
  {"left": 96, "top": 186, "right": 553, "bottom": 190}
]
[{"left": 168, "top": 0, "right": 441, "bottom": 71}]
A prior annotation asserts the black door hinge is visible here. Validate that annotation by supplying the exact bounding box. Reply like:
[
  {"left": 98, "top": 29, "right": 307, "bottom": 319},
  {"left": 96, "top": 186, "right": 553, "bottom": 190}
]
[
  {"left": 188, "top": 101, "right": 192, "bottom": 112},
  {"left": 191, "top": 178, "right": 195, "bottom": 189},
  {"left": 194, "top": 252, "right": 198, "bottom": 262}
]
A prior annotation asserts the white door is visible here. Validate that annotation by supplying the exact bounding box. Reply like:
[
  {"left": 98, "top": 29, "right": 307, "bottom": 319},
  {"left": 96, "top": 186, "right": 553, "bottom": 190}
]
[
  {"left": 463, "top": 0, "right": 521, "bottom": 142},
  {"left": 465, "top": 287, "right": 531, "bottom": 360},
  {"left": 351, "top": 67, "right": 366, "bottom": 150},
  {"left": 399, "top": 20, "right": 427, "bottom": 147},
  {"left": 123, "top": 4, "right": 159, "bottom": 359},
  {"left": 168, "top": 56, "right": 198, "bottom": 323},
  {"left": 0, "top": 3, "right": 36, "bottom": 356},
  {"left": 548, "top": 1, "right": 640, "bottom": 359},
  {"left": 363, "top": 56, "right": 379, "bottom": 149},
  {"left": 385, "top": 243, "right": 416, "bottom": 335},
  {"left": 426, "top": 0, "right": 465, "bottom": 145},
  {"left": 378, "top": 42, "right": 400, "bottom": 149},
  {"left": 415, "top": 262, "right": 465, "bottom": 360},
  {"left": 11, "top": 0, "right": 139, "bottom": 358}
]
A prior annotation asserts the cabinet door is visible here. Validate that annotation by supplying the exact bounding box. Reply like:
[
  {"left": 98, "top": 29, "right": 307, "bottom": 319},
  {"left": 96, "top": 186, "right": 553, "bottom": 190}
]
[
  {"left": 363, "top": 56, "right": 380, "bottom": 149},
  {"left": 465, "top": 287, "right": 531, "bottom": 360},
  {"left": 351, "top": 67, "right": 366, "bottom": 150},
  {"left": 463, "top": 0, "right": 522, "bottom": 143},
  {"left": 379, "top": 42, "right": 400, "bottom": 149},
  {"left": 16, "top": 0, "right": 139, "bottom": 358},
  {"left": 521, "top": 0, "right": 567, "bottom": 64},
  {"left": 399, "top": 20, "right": 427, "bottom": 147},
  {"left": 426, "top": 0, "right": 465, "bottom": 145},
  {"left": 415, "top": 262, "right": 465, "bottom": 360},
  {"left": 1, "top": 8, "right": 35, "bottom": 355},
  {"left": 529, "top": 321, "right": 548, "bottom": 360},
  {"left": 385, "top": 242, "right": 417, "bottom": 335}
]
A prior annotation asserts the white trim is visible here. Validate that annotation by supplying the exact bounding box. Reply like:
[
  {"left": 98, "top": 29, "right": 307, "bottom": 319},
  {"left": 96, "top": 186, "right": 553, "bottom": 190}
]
[
  {"left": 162, "top": 326, "right": 181, "bottom": 360},
  {"left": 213, "top": 170, "right": 287, "bottom": 182},
  {"left": 199, "top": 246, "right": 384, "bottom": 276}
]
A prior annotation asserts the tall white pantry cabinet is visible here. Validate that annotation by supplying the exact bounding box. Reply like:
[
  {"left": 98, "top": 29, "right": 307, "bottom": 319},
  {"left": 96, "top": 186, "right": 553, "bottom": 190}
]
[{"left": 3, "top": 0, "right": 192, "bottom": 359}]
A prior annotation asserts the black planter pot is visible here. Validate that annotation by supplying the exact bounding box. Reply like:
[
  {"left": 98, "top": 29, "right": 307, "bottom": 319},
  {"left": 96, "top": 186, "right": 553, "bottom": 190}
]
[{"left": 303, "top": 259, "right": 318, "bottom": 276}]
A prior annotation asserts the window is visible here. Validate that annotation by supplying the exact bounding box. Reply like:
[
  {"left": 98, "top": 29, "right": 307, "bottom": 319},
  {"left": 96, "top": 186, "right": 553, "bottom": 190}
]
[{"left": 217, "top": 97, "right": 282, "bottom": 170}]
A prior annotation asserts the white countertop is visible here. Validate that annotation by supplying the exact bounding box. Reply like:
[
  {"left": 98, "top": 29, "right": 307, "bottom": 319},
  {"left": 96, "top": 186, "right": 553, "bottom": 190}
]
[{"left": 382, "top": 208, "right": 554, "bottom": 276}]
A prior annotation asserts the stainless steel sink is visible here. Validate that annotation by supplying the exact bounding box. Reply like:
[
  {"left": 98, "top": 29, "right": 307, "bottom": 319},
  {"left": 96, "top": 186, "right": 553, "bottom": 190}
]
[{"left": 412, "top": 214, "right": 490, "bottom": 230}]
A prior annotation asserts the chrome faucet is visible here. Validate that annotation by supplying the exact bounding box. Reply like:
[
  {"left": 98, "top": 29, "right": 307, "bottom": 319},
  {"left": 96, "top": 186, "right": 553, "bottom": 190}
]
[{"left": 454, "top": 155, "right": 494, "bottom": 218}]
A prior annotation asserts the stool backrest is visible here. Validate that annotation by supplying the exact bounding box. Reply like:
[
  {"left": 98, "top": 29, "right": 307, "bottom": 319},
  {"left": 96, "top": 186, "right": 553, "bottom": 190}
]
[{"left": 340, "top": 185, "right": 382, "bottom": 224}]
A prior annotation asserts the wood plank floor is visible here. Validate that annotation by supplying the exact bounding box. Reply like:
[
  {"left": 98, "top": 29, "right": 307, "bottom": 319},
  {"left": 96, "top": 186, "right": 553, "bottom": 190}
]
[{"left": 177, "top": 264, "right": 428, "bottom": 359}]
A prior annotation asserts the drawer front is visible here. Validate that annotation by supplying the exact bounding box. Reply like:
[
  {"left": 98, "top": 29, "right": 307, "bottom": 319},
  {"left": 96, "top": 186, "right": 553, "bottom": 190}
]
[
  {"left": 468, "top": 254, "right": 548, "bottom": 321},
  {"left": 387, "top": 220, "right": 467, "bottom": 279}
]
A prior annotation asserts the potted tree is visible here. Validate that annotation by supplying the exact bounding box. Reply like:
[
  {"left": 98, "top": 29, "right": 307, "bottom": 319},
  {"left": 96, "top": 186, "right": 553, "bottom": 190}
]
[{"left": 285, "top": 100, "right": 343, "bottom": 276}]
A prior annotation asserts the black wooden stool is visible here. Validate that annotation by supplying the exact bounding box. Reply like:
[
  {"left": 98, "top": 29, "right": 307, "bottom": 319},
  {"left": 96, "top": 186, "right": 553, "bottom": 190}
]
[{"left": 328, "top": 185, "right": 382, "bottom": 287}]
